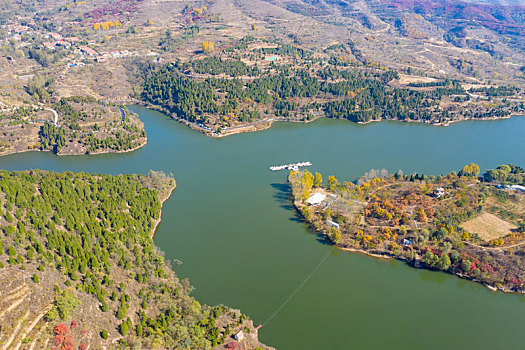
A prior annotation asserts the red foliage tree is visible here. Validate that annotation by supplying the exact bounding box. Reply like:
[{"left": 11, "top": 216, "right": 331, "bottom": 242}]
[
  {"left": 53, "top": 335, "right": 64, "bottom": 345},
  {"left": 62, "top": 334, "right": 74, "bottom": 350},
  {"left": 53, "top": 323, "right": 75, "bottom": 350},
  {"left": 54, "top": 323, "right": 69, "bottom": 336}
]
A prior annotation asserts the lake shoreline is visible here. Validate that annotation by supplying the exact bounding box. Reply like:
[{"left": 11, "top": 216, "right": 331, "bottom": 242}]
[
  {"left": 151, "top": 178, "right": 177, "bottom": 239},
  {"left": 134, "top": 100, "right": 523, "bottom": 138},
  {"left": 336, "top": 227, "right": 524, "bottom": 295},
  {"left": 289, "top": 172, "right": 525, "bottom": 296},
  {"left": 0, "top": 137, "right": 147, "bottom": 158}
]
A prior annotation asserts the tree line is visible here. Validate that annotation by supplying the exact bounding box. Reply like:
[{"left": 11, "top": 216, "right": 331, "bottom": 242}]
[{"left": 141, "top": 61, "right": 475, "bottom": 126}]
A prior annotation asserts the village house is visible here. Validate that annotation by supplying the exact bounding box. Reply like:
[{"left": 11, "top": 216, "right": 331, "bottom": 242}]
[
  {"left": 305, "top": 193, "right": 326, "bottom": 206},
  {"left": 80, "top": 46, "right": 97, "bottom": 56},
  {"left": 110, "top": 50, "right": 122, "bottom": 58},
  {"left": 42, "top": 42, "right": 56, "bottom": 50},
  {"left": 326, "top": 220, "right": 340, "bottom": 229},
  {"left": 433, "top": 187, "right": 445, "bottom": 198},
  {"left": 233, "top": 330, "right": 244, "bottom": 341},
  {"left": 508, "top": 185, "right": 525, "bottom": 192},
  {"left": 47, "top": 32, "right": 63, "bottom": 41},
  {"left": 56, "top": 40, "right": 71, "bottom": 48}
]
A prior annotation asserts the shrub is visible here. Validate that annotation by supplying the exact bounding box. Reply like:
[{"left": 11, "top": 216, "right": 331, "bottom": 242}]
[{"left": 120, "top": 321, "right": 129, "bottom": 335}]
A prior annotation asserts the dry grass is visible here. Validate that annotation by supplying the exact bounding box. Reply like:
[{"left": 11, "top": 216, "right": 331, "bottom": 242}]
[
  {"left": 397, "top": 74, "right": 438, "bottom": 85},
  {"left": 461, "top": 212, "right": 517, "bottom": 241},
  {"left": 485, "top": 191, "right": 525, "bottom": 225}
]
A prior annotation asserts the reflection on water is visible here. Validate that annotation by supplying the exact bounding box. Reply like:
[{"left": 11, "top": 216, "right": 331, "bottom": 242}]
[{"left": 1, "top": 107, "right": 525, "bottom": 350}]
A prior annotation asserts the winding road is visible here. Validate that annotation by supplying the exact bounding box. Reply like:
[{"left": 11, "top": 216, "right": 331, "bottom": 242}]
[
  {"left": 43, "top": 107, "right": 58, "bottom": 126},
  {"left": 464, "top": 240, "right": 525, "bottom": 252}
]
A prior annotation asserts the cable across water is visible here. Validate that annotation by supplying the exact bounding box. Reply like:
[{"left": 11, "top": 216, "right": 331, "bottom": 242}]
[{"left": 262, "top": 247, "right": 333, "bottom": 327}]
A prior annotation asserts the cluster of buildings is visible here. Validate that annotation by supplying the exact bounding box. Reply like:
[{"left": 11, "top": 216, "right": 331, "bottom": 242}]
[
  {"left": 3, "top": 17, "right": 136, "bottom": 67},
  {"left": 94, "top": 49, "right": 134, "bottom": 63},
  {"left": 42, "top": 34, "right": 81, "bottom": 50}
]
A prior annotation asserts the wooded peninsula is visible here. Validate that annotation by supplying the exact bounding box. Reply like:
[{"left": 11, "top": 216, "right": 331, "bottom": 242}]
[
  {"left": 289, "top": 164, "right": 525, "bottom": 293},
  {"left": 0, "top": 170, "right": 269, "bottom": 349}
]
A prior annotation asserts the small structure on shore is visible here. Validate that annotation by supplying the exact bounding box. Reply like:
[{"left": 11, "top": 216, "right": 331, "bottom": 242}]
[
  {"left": 509, "top": 185, "right": 525, "bottom": 192},
  {"left": 233, "top": 330, "right": 244, "bottom": 341},
  {"left": 433, "top": 187, "right": 445, "bottom": 198},
  {"left": 306, "top": 193, "right": 326, "bottom": 206},
  {"left": 326, "top": 220, "right": 340, "bottom": 229},
  {"left": 497, "top": 184, "right": 525, "bottom": 192}
]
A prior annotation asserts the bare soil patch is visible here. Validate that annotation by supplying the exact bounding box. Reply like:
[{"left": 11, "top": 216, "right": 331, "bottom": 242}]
[
  {"left": 398, "top": 74, "right": 438, "bottom": 85},
  {"left": 461, "top": 212, "right": 517, "bottom": 241}
]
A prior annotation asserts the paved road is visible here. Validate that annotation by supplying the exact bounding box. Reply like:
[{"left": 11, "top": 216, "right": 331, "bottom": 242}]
[{"left": 44, "top": 107, "right": 58, "bottom": 126}]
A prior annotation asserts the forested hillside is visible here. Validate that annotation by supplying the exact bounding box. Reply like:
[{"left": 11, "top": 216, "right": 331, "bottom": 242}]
[
  {"left": 0, "top": 170, "right": 267, "bottom": 349},
  {"left": 141, "top": 47, "right": 522, "bottom": 134}
]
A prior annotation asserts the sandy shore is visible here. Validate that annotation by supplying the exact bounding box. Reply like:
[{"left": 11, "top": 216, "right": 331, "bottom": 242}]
[{"left": 338, "top": 246, "right": 393, "bottom": 259}]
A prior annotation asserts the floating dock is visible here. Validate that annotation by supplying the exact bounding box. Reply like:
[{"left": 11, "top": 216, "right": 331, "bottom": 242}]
[{"left": 269, "top": 161, "right": 312, "bottom": 171}]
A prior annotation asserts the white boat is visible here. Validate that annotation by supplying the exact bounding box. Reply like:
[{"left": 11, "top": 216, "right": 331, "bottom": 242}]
[{"left": 269, "top": 161, "right": 312, "bottom": 171}]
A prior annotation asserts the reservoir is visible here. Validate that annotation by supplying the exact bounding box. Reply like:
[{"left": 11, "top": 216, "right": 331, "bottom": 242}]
[{"left": 1, "top": 106, "right": 525, "bottom": 349}]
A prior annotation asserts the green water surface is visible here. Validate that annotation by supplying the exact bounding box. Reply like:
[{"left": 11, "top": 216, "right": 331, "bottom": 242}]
[{"left": 1, "top": 106, "right": 525, "bottom": 349}]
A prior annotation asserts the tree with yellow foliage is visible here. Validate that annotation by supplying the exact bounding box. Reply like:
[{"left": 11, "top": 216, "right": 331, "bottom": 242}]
[
  {"left": 328, "top": 175, "right": 340, "bottom": 191},
  {"left": 489, "top": 238, "right": 505, "bottom": 246},
  {"left": 327, "top": 227, "right": 341, "bottom": 244},
  {"left": 459, "top": 163, "right": 480, "bottom": 177},
  {"left": 417, "top": 208, "right": 428, "bottom": 223},
  {"left": 313, "top": 172, "right": 322, "bottom": 188},
  {"left": 202, "top": 41, "right": 215, "bottom": 53},
  {"left": 301, "top": 170, "right": 314, "bottom": 200}
]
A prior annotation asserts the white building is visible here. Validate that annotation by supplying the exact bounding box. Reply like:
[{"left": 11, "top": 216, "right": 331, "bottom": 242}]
[
  {"left": 509, "top": 185, "right": 525, "bottom": 192},
  {"left": 326, "top": 220, "right": 340, "bottom": 229},
  {"left": 233, "top": 330, "right": 244, "bottom": 341},
  {"left": 305, "top": 193, "right": 326, "bottom": 206}
]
